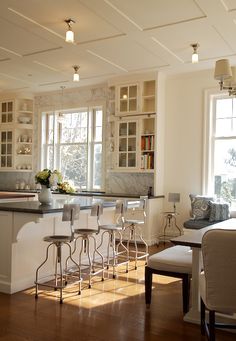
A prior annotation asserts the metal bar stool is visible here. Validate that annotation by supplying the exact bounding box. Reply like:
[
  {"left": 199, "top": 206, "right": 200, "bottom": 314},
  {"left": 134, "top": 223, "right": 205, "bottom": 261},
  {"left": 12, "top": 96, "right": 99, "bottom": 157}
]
[
  {"left": 97, "top": 200, "right": 129, "bottom": 279},
  {"left": 67, "top": 202, "right": 105, "bottom": 289},
  {"left": 35, "top": 204, "right": 82, "bottom": 304},
  {"left": 123, "top": 196, "right": 149, "bottom": 270}
]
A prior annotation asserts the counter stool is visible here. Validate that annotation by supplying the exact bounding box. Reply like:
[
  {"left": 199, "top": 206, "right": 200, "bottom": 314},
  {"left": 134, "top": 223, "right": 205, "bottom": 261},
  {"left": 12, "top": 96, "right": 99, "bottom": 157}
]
[
  {"left": 97, "top": 200, "right": 129, "bottom": 279},
  {"left": 35, "top": 204, "right": 82, "bottom": 304},
  {"left": 123, "top": 196, "right": 149, "bottom": 270},
  {"left": 145, "top": 245, "right": 192, "bottom": 314},
  {"left": 68, "top": 202, "right": 105, "bottom": 289}
]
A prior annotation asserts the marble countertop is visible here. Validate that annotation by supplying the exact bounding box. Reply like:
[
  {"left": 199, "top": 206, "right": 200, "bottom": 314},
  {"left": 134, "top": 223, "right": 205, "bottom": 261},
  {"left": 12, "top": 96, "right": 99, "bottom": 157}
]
[
  {"left": 0, "top": 196, "right": 115, "bottom": 214},
  {"left": 0, "top": 192, "right": 36, "bottom": 199}
]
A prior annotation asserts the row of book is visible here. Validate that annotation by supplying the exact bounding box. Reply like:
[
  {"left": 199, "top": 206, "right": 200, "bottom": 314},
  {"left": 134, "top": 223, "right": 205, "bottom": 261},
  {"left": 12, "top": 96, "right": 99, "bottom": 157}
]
[
  {"left": 141, "top": 135, "right": 154, "bottom": 151},
  {"left": 141, "top": 153, "right": 154, "bottom": 169}
]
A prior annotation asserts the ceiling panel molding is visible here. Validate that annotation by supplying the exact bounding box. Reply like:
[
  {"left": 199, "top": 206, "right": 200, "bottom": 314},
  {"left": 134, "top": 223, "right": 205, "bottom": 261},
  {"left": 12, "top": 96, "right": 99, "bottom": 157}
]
[
  {"left": 22, "top": 47, "right": 63, "bottom": 57},
  {"left": 78, "top": 33, "right": 126, "bottom": 45},
  {"left": 143, "top": 15, "right": 206, "bottom": 32}
]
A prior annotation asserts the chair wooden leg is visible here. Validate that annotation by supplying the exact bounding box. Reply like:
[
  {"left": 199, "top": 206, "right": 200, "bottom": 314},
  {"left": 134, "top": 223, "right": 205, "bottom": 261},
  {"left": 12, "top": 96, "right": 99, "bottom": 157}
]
[
  {"left": 209, "top": 310, "right": 215, "bottom": 341},
  {"left": 182, "top": 274, "right": 190, "bottom": 314},
  {"left": 145, "top": 267, "right": 152, "bottom": 307},
  {"left": 200, "top": 298, "right": 206, "bottom": 335}
]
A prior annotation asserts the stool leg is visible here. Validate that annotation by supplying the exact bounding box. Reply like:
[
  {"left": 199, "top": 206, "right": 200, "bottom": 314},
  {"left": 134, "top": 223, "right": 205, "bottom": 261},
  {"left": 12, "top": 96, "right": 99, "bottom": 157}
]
[
  {"left": 65, "top": 242, "right": 82, "bottom": 295},
  {"left": 35, "top": 243, "right": 52, "bottom": 299},
  {"left": 117, "top": 230, "right": 129, "bottom": 273},
  {"left": 91, "top": 235, "right": 105, "bottom": 281}
]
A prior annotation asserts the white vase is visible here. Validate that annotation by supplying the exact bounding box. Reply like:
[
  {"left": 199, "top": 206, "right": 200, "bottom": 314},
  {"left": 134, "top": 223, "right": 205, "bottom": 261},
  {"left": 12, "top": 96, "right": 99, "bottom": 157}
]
[{"left": 38, "top": 186, "right": 52, "bottom": 205}]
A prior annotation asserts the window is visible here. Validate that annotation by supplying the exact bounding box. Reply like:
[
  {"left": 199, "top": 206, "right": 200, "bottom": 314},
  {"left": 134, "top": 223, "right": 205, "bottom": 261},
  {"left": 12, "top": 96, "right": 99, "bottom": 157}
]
[
  {"left": 41, "top": 106, "right": 104, "bottom": 190},
  {"left": 205, "top": 93, "right": 236, "bottom": 208}
]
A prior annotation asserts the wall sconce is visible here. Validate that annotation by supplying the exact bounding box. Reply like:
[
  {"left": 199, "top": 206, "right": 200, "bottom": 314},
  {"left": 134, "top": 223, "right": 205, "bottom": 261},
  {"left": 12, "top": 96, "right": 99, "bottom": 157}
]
[
  {"left": 73, "top": 65, "right": 80, "bottom": 82},
  {"left": 57, "top": 86, "right": 65, "bottom": 123},
  {"left": 214, "top": 59, "right": 236, "bottom": 95},
  {"left": 191, "top": 43, "right": 199, "bottom": 64},
  {"left": 65, "top": 18, "right": 75, "bottom": 43}
]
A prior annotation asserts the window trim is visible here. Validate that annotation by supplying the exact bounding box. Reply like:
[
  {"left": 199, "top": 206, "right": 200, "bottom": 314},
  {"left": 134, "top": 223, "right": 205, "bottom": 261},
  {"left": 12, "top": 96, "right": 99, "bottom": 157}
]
[{"left": 40, "top": 105, "right": 105, "bottom": 191}]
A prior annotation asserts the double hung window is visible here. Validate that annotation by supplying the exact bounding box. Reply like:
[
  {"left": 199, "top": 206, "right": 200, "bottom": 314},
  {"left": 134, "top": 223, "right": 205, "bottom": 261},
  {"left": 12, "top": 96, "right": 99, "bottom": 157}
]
[
  {"left": 41, "top": 106, "right": 104, "bottom": 190},
  {"left": 205, "top": 93, "right": 236, "bottom": 208}
]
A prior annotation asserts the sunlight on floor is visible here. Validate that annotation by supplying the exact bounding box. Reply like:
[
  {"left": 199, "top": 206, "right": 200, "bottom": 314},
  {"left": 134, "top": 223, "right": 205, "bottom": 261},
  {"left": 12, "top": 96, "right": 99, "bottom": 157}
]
[{"left": 25, "top": 260, "right": 181, "bottom": 307}]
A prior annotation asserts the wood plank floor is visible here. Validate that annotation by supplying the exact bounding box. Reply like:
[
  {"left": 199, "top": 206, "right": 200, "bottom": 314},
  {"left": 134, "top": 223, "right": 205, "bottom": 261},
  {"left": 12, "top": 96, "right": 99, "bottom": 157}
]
[{"left": 0, "top": 244, "right": 235, "bottom": 341}]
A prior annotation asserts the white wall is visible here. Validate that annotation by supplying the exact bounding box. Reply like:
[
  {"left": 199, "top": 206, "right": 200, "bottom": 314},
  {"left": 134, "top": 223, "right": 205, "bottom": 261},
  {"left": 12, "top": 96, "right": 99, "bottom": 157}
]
[{"left": 164, "top": 69, "right": 217, "bottom": 226}]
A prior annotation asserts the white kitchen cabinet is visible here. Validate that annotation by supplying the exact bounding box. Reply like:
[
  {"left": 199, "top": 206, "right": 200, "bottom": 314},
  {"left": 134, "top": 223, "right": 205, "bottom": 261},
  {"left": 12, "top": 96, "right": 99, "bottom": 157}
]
[
  {"left": 117, "top": 84, "right": 138, "bottom": 115},
  {"left": 0, "top": 98, "right": 34, "bottom": 172}
]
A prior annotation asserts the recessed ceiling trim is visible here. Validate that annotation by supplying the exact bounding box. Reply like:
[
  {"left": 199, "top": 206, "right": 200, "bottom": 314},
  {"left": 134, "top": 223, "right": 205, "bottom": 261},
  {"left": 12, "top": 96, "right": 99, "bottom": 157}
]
[
  {"left": 78, "top": 33, "right": 126, "bottom": 45},
  {"left": 39, "top": 80, "right": 69, "bottom": 87},
  {"left": 8, "top": 7, "right": 65, "bottom": 40},
  {"left": 212, "top": 25, "right": 234, "bottom": 52},
  {"left": 1, "top": 86, "right": 30, "bottom": 92},
  {"left": 151, "top": 37, "right": 184, "bottom": 63},
  {"left": 220, "top": 0, "right": 230, "bottom": 11},
  {"left": 143, "top": 15, "right": 207, "bottom": 31},
  {"left": 23, "top": 47, "right": 63, "bottom": 57},
  {"left": 0, "top": 46, "right": 22, "bottom": 57},
  {"left": 0, "top": 72, "right": 33, "bottom": 83},
  {"left": 87, "top": 49, "right": 128, "bottom": 72},
  {"left": 0, "top": 58, "right": 11, "bottom": 62},
  {"left": 103, "top": 0, "right": 143, "bottom": 31},
  {"left": 33, "top": 61, "right": 61, "bottom": 72}
]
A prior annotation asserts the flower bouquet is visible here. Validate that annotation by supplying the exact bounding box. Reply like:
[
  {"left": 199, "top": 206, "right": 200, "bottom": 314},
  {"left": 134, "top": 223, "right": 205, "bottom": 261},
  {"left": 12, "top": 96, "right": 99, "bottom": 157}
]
[
  {"left": 57, "top": 181, "right": 76, "bottom": 194},
  {"left": 35, "top": 169, "right": 62, "bottom": 188}
]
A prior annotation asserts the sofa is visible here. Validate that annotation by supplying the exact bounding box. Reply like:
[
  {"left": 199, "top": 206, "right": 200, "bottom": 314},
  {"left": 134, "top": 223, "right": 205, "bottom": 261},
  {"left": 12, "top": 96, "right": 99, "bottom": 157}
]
[{"left": 183, "top": 194, "right": 230, "bottom": 230}]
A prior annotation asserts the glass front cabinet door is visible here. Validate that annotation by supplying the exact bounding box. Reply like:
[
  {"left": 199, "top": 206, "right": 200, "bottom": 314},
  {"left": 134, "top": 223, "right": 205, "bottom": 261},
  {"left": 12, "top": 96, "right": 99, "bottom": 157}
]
[
  {"left": 0, "top": 130, "right": 13, "bottom": 169},
  {"left": 118, "top": 84, "right": 138, "bottom": 115},
  {"left": 117, "top": 120, "right": 137, "bottom": 169}
]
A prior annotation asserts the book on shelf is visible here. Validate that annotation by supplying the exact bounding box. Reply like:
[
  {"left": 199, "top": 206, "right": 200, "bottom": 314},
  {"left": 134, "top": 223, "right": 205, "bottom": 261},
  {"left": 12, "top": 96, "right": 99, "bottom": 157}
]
[
  {"left": 141, "top": 135, "right": 154, "bottom": 151},
  {"left": 141, "top": 153, "right": 154, "bottom": 169}
]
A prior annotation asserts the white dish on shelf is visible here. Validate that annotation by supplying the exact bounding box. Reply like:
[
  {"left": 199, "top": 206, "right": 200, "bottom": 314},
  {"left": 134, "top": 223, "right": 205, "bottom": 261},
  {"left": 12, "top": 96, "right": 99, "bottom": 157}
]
[{"left": 19, "top": 116, "right": 31, "bottom": 124}]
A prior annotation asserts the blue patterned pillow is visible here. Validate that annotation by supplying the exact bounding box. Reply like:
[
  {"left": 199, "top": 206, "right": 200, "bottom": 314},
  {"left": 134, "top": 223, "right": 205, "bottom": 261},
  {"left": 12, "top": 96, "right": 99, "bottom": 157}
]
[
  {"left": 189, "top": 194, "right": 214, "bottom": 220},
  {"left": 209, "top": 202, "right": 230, "bottom": 222}
]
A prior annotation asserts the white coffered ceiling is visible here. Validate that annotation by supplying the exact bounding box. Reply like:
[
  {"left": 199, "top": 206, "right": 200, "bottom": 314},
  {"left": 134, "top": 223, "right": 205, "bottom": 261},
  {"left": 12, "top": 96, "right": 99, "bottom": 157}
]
[{"left": 0, "top": 0, "right": 236, "bottom": 93}]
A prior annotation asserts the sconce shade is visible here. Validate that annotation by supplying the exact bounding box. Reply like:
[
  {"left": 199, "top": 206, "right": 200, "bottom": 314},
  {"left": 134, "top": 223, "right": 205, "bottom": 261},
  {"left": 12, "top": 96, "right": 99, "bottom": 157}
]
[
  {"left": 214, "top": 59, "right": 232, "bottom": 81},
  {"left": 168, "top": 193, "right": 180, "bottom": 203}
]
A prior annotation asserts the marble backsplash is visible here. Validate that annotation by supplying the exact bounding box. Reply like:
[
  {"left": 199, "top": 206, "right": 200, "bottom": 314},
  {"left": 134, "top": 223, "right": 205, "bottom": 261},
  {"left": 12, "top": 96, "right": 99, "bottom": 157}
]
[{"left": 106, "top": 172, "right": 154, "bottom": 195}]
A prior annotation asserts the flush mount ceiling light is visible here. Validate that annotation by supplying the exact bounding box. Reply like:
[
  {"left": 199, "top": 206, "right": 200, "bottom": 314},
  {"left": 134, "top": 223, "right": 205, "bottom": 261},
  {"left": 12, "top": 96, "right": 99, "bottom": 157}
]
[
  {"left": 73, "top": 65, "right": 80, "bottom": 82},
  {"left": 65, "top": 18, "right": 75, "bottom": 43},
  {"left": 191, "top": 43, "right": 199, "bottom": 64},
  {"left": 214, "top": 59, "right": 236, "bottom": 96}
]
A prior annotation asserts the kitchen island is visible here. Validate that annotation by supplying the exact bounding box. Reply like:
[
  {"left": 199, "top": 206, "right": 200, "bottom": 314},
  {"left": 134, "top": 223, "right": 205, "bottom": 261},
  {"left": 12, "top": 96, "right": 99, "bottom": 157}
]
[{"left": 0, "top": 197, "right": 115, "bottom": 294}]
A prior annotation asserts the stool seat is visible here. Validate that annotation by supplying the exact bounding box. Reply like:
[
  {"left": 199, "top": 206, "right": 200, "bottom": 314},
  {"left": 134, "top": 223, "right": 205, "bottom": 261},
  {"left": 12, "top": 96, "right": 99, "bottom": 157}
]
[
  {"left": 147, "top": 245, "right": 192, "bottom": 274},
  {"left": 43, "top": 235, "right": 72, "bottom": 243},
  {"left": 99, "top": 223, "right": 123, "bottom": 231},
  {"left": 74, "top": 228, "right": 97, "bottom": 235},
  {"left": 125, "top": 219, "right": 144, "bottom": 225}
]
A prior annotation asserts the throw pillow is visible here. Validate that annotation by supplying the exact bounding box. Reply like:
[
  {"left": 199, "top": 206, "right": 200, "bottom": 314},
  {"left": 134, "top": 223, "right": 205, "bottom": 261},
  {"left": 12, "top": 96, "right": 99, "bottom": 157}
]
[
  {"left": 209, "top": 201, "right": 230, "bottom": 222},
  {"left": 189, "top": 194, "right": 214, "bottom": 220}
]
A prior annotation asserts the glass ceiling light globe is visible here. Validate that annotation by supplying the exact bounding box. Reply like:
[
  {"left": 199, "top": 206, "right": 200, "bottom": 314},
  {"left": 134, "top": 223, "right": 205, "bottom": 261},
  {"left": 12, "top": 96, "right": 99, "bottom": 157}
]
[
  {"left": 66, "top": 29, "right": 74, "bottom": 43},
  {"left": 73, "top": 72, "right": 80, "bottom": 82},
  {"left": 192, "top": 52, "right": 198, "bottom": 64}
]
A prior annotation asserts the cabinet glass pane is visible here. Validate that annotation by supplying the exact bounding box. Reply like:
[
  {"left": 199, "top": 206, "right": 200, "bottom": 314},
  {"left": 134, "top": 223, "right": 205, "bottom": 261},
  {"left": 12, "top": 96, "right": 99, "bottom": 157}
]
[
  {"left": 1, "top": 156, "right": 6, "bottom": 167},
  {"left": 119, "top": 153, "right": 127, "bottom": 167},
  {"left": 128, "top": 137, "right": 136, "bottom": 151},
  {"left": 128, "top": 122, "right": 136, "bottom": 135},
  {"left": 7, "top": 132, "right": 12, "bottom": 141},
  {"left": 119, "top": 123, "right": 127, "bottom": 136},
  {"left": 7, "top": 144, "right": 12, "bottom": 154},
  {"left": 129, "top": 99, "right": 137, "bottom": 111},
  {"left": 128, "top": 153, "right": 136, "bottom": 167},
  {"left": 1, "top": 144, "right": 6, "bottom": 154},
  {"left": 8, "top": 113, "right": 13, "bottom": 122},
  {"left": 119, "top": 138, "right": 127, "bottom": 151},
  {"left": 7, "top": 156, "right": 12, "bottom": 167},
  {"left": 2, "top": 103, "right": 6, "bottom": 112},
  {"left": 1, "top": 114, "right": 6, "bottom": 123},
  {"left": 1, "top": 132, "right": 6, "bottom": 142},
  {"left": 129, "top": 86, "right": 137, "bottom": 98},
  {"left": 120, "top": 101, "right": 128, "bottom": 112},
  {"left": 8, "top": 102, "right": 13, "bottom": 112},
  {"left": 120, "top": 87, "right": 128, "bottom": 99}
]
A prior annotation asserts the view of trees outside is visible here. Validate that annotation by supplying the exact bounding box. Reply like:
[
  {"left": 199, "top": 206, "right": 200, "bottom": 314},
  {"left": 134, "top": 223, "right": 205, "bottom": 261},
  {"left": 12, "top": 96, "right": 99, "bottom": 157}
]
[
  {"left": 214, "top": 98, "right": 236, "bottom": 206},
  {"left": 43, "top": 107, "right": 103, "bottom": 190}
]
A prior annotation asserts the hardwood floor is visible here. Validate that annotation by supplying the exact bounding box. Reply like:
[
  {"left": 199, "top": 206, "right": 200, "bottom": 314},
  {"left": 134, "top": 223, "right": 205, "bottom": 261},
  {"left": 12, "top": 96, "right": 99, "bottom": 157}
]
[{"left": 0, "top": 244, "right": 235, "bottom": 341}]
